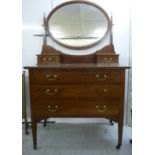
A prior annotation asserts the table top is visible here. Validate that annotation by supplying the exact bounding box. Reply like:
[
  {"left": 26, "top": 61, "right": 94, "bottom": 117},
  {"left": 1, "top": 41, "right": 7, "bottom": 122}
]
[{"left": 24, "top": 63, "right": 130, "bottom": 70}]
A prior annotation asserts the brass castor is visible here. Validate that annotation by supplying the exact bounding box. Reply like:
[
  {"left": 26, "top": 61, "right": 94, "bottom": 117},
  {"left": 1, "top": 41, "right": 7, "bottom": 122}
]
[
  {"left": 116, "top": 144, "right": 121, "bottom": 149},
  {"left": 33, "top": 143, "right": 37, "bottom": 150}
]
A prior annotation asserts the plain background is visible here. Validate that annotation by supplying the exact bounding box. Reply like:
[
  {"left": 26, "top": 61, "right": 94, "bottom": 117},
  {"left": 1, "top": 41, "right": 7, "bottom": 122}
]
[{"left": 0, "top": 0, "right": 155, "bottom": 155}]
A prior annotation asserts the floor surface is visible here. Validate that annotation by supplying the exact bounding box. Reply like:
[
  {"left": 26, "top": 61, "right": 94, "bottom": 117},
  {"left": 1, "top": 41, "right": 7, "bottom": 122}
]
[{"left": 22, "top": 119, "right": 132, "bottom": 155}]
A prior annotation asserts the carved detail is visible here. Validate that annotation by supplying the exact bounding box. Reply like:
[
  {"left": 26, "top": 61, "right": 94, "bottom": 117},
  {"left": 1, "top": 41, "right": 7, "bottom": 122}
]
[
  {"left": 96, "top": 44, "right": 116, "bottom": 55},
  {"left": 41, "top": 44, "right": 61, "bottom": 55}
]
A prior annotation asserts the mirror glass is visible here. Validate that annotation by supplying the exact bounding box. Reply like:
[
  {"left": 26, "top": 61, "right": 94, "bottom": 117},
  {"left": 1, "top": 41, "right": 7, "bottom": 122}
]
[{"left": 47, "top": 2, "right": 110, "bottom": 49}]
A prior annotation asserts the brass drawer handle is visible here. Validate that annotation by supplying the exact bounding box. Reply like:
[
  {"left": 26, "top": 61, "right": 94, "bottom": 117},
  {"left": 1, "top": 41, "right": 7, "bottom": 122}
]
[
  {"left": 43, "top": 58, "right": 46, "bottom": 62},
  {"left": 96, "top": 105, "right": 107, "bottom": 112},
  {"left": 104, "top": 57, "right": 113, "bottom": 62},
  {"left": 47, "top": 105, "right": 58, "bottom": 112},
  {"left": 96, "top": 74, "right": 108, "bottom": 80},
  {"left": 48, "top": 57, "right": 52, "bottom": 61},
  {"left": 103, "top": 88, "right": 108, "bottom": 93},
  {"left": 46, "top": 74, "right": 58, "bottom": 81},
  {"left": 46, "top": 89, "right": 58, "bottom": 95}
]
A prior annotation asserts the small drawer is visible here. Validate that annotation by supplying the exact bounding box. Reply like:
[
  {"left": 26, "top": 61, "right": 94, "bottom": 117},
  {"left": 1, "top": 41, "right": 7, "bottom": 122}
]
[
  {"left": 96, "top": 55, "right": 119, "bottom": 64},
  {"left": 30, "top": 70, "right": 121, "bottom": 85},
  {"left": 31, "top": 85, "right": 121, "bottom": 99},
  {"left": 37, "top": 55, "right": 60, "bottom": 64},
  {"left": 32, "top": 100, "right": 119, "bottom": 117}
]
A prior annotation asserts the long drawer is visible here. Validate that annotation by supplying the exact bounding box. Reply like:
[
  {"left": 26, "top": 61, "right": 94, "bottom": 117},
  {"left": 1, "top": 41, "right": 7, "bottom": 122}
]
[
  {"left": 30, "top": 70, "right": 121, "bottom": 85},
  {"left": 31, "top": 85, "right": 120, "bottom": 99},
  {"left": 32, "top": 100, "right": 119, "bottom": 117}
]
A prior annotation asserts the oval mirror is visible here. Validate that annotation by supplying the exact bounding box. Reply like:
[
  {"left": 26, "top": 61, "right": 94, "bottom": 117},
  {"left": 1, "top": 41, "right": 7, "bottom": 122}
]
[{"left": 47, "top": 1, "right": 110, "bottom": 49}]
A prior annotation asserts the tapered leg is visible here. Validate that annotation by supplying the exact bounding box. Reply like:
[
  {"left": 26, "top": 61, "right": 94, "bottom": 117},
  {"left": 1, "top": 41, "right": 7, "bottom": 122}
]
[
  {"left": 32, "top": 120, "right": 37, "bottom": 150},
  {"left": 116, "top": 122, "right": 123, "bottom": 149}
]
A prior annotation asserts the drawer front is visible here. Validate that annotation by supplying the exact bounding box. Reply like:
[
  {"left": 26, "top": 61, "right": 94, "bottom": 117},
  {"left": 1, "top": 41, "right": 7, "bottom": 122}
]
[
  {"left": 32, "top": 100, "right": 119, "bottom": 117},
  {"left": 37, "top": 55, "right": 60, "bottom": 64},
  {"left": 96, "top": 55, "right": 119, "bottom": 64},
  {"left": 30, "top": 70, "right": 121, "bottom": 85},
  {"left": 31, "top": 85, "right": 120, "bottom": 99}
]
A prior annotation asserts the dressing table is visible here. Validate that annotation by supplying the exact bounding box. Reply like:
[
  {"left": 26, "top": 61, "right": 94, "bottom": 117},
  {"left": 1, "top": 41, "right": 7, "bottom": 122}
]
[{"left": 24, "top": 0, "right": 130, "bottom": 150}]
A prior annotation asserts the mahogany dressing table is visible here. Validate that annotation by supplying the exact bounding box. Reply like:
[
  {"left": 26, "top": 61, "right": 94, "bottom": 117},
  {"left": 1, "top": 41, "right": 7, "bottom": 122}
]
[{"left": 24, "top": 0, "right": 130, "bottom": 150}]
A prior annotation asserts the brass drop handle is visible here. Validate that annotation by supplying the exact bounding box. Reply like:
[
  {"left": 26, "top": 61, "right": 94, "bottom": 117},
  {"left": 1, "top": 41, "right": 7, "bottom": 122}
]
[
  {"left": 96, "top": 74, "right": 108, "bottom": 80},
  {"left": 47, "top": 105, "right": 58, "bottom": 112},
  {"left": 43, "top": 58, "right": 46, "bottom": 62},
  {"left": 96, "top": 105, "right": 107, "bottom": 112},
  {"left": 46, "top": 89, "right": 58, "bottom": 95},
  {"left": 46, "top": 74, "right": 58, "bottom": 81},
  {"left": 104, "top": 57, "right": 112, "bottom": 62},
  {"left": 103, "top": 88, "right": 108, "bottom": 93},
  {"left": 48, "top": 57, "right": 52, "bottom": 61}
]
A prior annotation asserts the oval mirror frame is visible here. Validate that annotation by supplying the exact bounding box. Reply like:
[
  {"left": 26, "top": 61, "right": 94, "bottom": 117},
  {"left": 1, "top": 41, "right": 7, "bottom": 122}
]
[{"left": 46, "top": 0, "right": 111, "bottom": 49}]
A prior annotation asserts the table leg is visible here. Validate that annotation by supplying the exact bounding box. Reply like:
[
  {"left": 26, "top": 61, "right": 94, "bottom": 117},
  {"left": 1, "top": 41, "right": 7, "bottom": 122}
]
[
  {"left": 32, "top": 120, "right": 37, "bottom": 150},
  {"left": 116, "top": 121, "right": 123, "bottom": 149}
]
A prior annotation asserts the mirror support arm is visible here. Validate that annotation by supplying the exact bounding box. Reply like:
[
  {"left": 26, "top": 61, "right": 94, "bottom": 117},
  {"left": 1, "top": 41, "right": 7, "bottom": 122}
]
[{"left": 110, "top": 14, "right": 113, "bottom": 45}]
